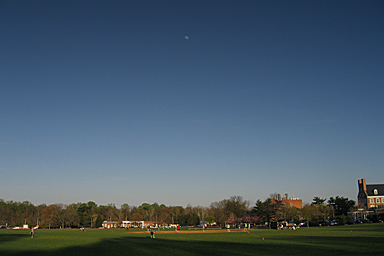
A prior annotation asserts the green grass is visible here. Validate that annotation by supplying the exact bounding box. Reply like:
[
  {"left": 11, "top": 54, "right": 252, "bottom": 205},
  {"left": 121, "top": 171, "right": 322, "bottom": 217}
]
[{"left": 1, "top": 224, "right": 383, "bottom": 255}]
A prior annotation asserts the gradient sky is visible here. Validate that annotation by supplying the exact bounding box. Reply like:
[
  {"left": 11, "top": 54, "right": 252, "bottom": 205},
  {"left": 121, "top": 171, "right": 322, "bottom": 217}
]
[{"left": 1, "top": 0, "right": 383, "bottom": 208}]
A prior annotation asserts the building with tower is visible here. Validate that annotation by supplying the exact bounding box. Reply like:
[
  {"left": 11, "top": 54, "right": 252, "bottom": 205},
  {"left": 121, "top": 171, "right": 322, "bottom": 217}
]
[{"left": 357, "top": 178, "right": 384, "bottom": 211}]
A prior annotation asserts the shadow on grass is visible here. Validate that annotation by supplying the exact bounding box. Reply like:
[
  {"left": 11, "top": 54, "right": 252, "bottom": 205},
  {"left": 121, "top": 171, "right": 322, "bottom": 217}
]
[
  {"left": 0, "top": 233, "right": 30, "bottom": 244},
  {"left": 1, "top": 232, "right": 383, "bottom": 256},
  {"left": 295, "top": 234, "right": 383, "bottom": 248}
]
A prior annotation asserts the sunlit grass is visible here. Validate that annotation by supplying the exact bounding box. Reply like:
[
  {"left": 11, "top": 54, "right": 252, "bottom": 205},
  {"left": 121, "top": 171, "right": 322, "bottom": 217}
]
[{"left": 1, "top": 223, "right": 383, "bottom": 256}]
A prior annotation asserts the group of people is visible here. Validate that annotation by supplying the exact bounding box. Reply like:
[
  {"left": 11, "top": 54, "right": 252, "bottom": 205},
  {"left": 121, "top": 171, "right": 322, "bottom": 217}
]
[
  {"left": 149, "top": 224, "right": 181, "bottom": 238},
  {"left": 279, "top": 222, "right": 298, "bottom": 230}
]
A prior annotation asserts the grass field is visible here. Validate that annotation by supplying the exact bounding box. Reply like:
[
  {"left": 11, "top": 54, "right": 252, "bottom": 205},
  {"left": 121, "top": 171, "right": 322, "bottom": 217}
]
[{"left": 1, "top": 224, "right": 383, "bottom": 256}]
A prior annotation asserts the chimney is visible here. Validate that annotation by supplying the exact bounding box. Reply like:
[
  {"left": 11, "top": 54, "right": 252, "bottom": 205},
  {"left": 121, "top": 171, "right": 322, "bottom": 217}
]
[{"left": 359, "top": 178, "right": 367, "bottom": 192}]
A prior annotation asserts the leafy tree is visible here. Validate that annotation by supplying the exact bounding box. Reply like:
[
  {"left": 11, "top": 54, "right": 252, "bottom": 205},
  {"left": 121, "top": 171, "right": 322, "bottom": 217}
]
[
  {"left": 21, "top": 201, "right": 35, "bottom": 225},
  {"left": 209, "top": 196, "right": 250, "bottom": 226},
  {"left": 105, "top": 204, "right": 119, "bottom": 221},
  {"left": 95, "top": 214, "right": 103, "bottom": 228},
  {"left": 35, "top": 204, "right": 46, "bottom": 226},
  {"left": 177, "top": 212, "right": 200, "bottom": 226},
  {"left": 87, "top": 201, "right": 98, "bottom": 217},
  {"left": 157, "top": 205, "right": 172, "bottom": 224},
  {"left": 204, "top": 216, "right": 215, "bottom": 224},
  {"left": 225, "top": 196, "right": 250, "bottom": 219},
  {"left": 90, "top": 214, "right": 98, "bottom": 227},
  {"left": 121, "top": 204, "right": 131, "bottom": 221},
  {"left": 252, "top": 199, "right": 279, "bottom": 227},
  {"left": 41, "top": 205, "right": 58, "bottom": 228},
  {"left": 328, "top": 196, "right": 356, "bottom": 216},
  {"left": 192, "top": 206, "right": 208, "bottom": 222},
  {"left": 158, "top": 211, "right": 169, "bottom": 223},
  {"left": 311, "top": 197, "right": 328, "bottom": 221},
  {"left": 131, "top": 212, "right": 143, "bottom": 221},
  {"left": 76, "top": 203, "right": 91, "bottom": 226},
  {"left": 138, "top": 203, "right": 151, "bottom": 211},
  {"left": 312, "top": 197, "right": 326, "bottom": 205},
  {"left": 0, "top": 195, "right": 357, "bottom": 230},
  {"left": 209, "top": 201, "right": 226, "bottom": 225},
  {"left": 302, "top": 203, "right": 315, "bottom": 226},
  {"left": 240, "top": 216, "right": 261, "bottom": 224},
  {"left": 96, "top": 205, "right": 108, "bottom": 220},
  {"left": 188, "top": 212, "right": 200, "bottom": 226},
  {"left": 146, "top": 203, "right": 158, "bottom": 222},
  {"left": 57, "top": 205, "right": 66, "bottom": 228},
  {"left": 65, "top": 204, "right": 80, "bottom": 227},
  {"left": 8, "top": 201, "right": 22, "bottom": 226},
  {"left": 285, "top": 206, "right": 301, "bottom": 223}
]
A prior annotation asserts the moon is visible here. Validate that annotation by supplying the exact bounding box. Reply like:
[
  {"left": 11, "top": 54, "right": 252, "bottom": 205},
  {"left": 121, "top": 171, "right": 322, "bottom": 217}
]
[{"left": 184, "top": 36, "right": 189, "bottom": 40}]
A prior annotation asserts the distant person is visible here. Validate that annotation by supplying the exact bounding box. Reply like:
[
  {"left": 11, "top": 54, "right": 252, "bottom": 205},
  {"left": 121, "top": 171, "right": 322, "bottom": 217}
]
[
  {"left": 177, "top": 225, "right": 181, "bottom": 232},
  {"left": 30, "top": 226, "right": 34, "bottom": 238}
]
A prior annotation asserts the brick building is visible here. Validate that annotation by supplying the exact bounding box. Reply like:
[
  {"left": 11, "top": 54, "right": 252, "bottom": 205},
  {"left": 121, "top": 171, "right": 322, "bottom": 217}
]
[
  {"left": 357, "top": 178, "right": 384, "bottom": 211},
  {"left": 275, "top": 193, "right": 303, "bottom": 209},
  {"left": 102, "top": 221, "right": 120, "bottom": 229}
]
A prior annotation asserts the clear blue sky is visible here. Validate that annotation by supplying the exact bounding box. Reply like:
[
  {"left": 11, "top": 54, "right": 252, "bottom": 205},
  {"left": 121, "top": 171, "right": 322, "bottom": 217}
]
[{"left": 1, "top": 0, "right": 383, "bottom": 208}]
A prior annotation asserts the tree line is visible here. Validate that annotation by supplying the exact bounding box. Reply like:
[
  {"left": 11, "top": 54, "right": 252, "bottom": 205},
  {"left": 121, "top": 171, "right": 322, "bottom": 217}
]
[
  {"left": 0, "top": 195, "right": 356, "bottom": 228},
  {"left": 253, "top": 196, "right": 356, "bottom": 226}
]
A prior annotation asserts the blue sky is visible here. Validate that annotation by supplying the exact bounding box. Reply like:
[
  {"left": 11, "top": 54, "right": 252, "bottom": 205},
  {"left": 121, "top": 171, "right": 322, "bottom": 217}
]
[{"left": 1, "top": 0, "right": 383, "bottom": 208}]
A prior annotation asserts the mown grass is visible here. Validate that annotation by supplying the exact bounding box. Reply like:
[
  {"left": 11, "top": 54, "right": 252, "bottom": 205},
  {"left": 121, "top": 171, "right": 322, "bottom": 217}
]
[{"left": 1, "top": 223, "right": 383, "bottom": 256}]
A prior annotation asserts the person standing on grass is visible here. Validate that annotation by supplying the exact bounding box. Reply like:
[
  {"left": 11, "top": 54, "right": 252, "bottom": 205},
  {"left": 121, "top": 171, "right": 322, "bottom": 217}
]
[
  {"left": 150, "top": 229, "right": 155, "bottom": 238},
  {"left": 30, "top": 226, "right": 34, "bottom": 238}
]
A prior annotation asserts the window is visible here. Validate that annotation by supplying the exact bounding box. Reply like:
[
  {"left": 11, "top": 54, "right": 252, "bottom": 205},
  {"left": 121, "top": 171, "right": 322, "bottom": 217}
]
[
  {"left": 374, "top": 189, "right": 378, "bottom": 195},
  {"left": 370, "top": 198, "right": 374, "bottom": 203},
  {"left": 382, "top": 198, "right": 384, "bottom": 203},
  {"left": 376, "top": 198, "right": 380, "bottom": 203}
]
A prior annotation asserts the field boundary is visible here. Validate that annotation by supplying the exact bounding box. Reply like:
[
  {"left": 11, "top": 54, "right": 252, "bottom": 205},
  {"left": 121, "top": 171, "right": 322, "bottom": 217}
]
[
  {"left": 127, "top": 229, "right": 248, "bottom": 234},
  {"left": 187, "top": 227, "right": 222, "bottom": 230}
]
